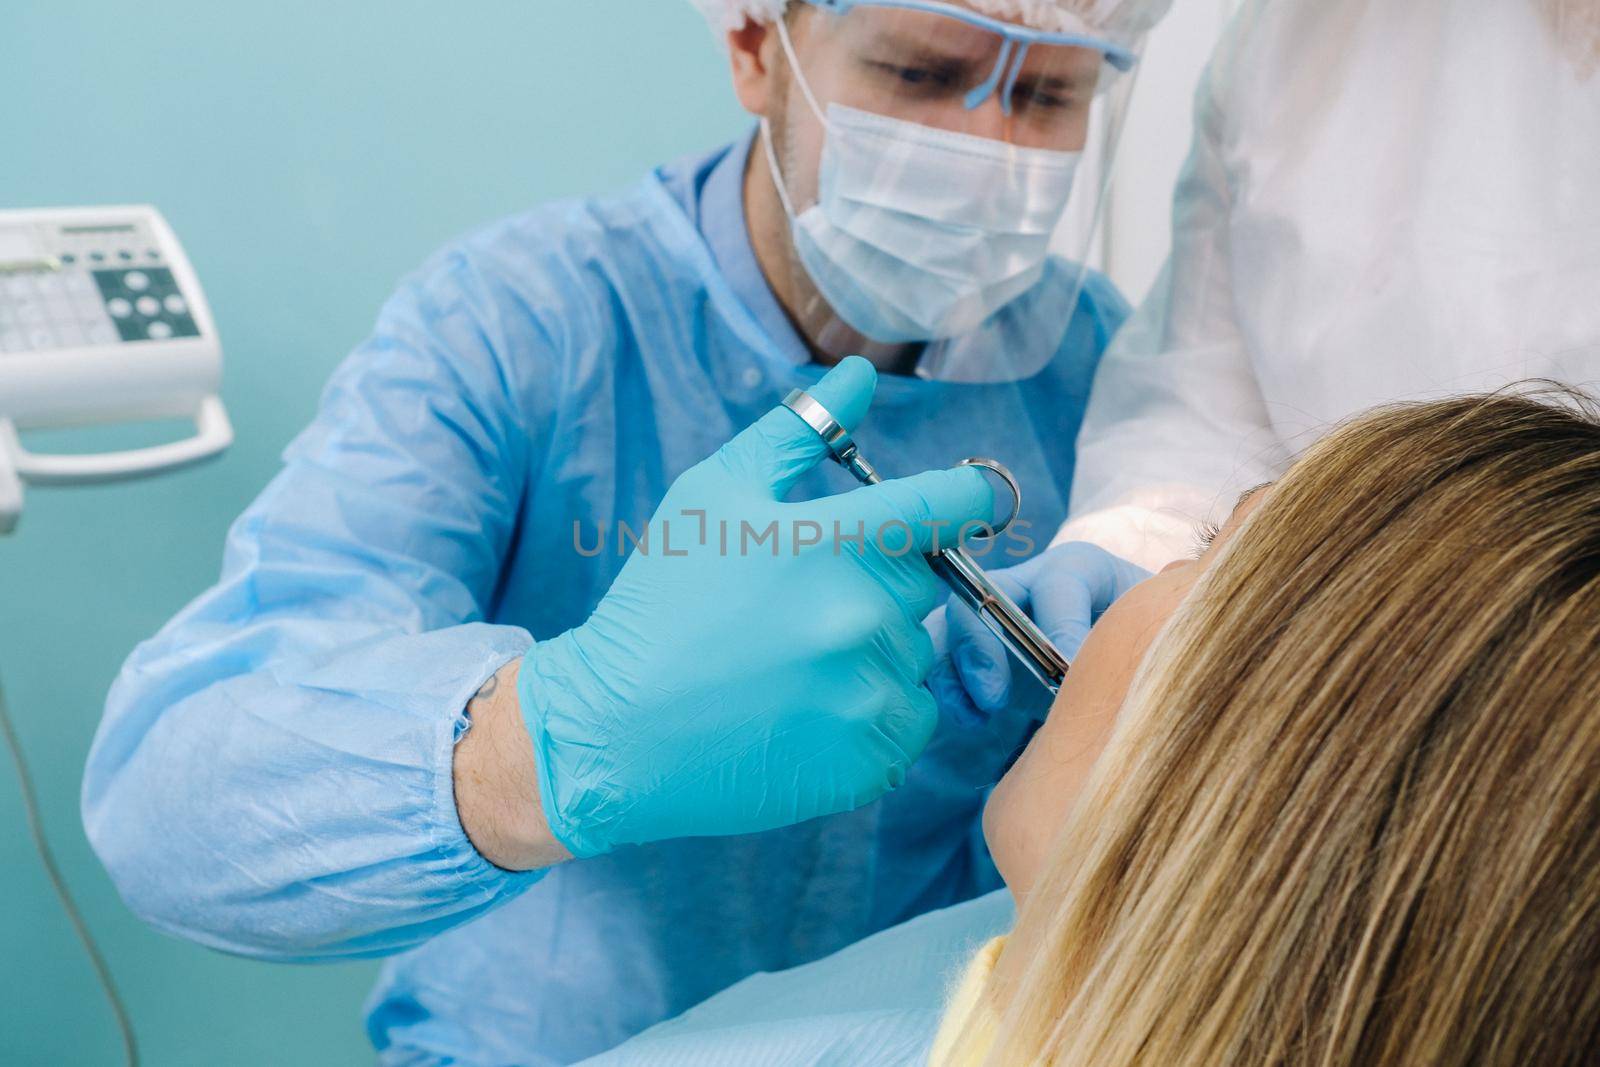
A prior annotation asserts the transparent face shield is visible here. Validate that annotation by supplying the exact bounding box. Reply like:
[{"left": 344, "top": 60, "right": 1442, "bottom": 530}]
[{"left": 762, "top": 0, "right": 1150, "bottom": 383}]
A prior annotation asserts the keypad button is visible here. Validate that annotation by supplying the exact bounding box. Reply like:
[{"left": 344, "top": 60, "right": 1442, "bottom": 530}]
[
  {"left": 163, "top": 293, "right": 188, "bottom": 315},
  {"left": 28, "top": 326, "right": 57, "bottom": 349},
  {"left": 85, "top": 322, "right": 117, "bottom": 345},
  {"left": 145, "top": 320, "right": 174, "bottom": 340},
  {"left": 107, "top": 297, "right": 133, "bottom": 319},
  {"left": 0, "top": 329, "right": 25, "bottom": 352},
  {"left": 124, "top": 271, "right": 151, "bottom": 291},
  {"left": 63, "top": 273, "right": 95, "bottom": 297},
  {"left": 118, "top": 250, "right": 134, "bottom": 262},
  {"left": 16, "top": 300, "right": 45, "bottom": 325},
  {"left": 136, "top": 295, "right": 161, "bottom": 317},
  {"left": 35, "top": 274, "right": 66, "bottom": 297}
]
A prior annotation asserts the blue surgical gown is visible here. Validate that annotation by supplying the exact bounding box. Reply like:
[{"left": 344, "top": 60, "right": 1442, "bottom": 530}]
[{"left": 82, "top": 133, "right": 1126, "bottom": 1066}]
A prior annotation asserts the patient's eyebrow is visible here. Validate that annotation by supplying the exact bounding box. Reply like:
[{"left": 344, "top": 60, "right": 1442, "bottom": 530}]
[
  {"left": 1235, "top": 482, "right": 1274, "bottom": 513},
  {"left": 1202, "top": 485, "right": 1275, "bottom": 557}
]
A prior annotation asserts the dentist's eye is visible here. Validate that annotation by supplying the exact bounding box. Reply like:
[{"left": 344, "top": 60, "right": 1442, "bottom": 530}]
[
  {"left": 867, "top": 60, "right": 959, "bottom": 92},
  {"left": 1012, "top": 85, "right": 1071, "bottom": 110}
]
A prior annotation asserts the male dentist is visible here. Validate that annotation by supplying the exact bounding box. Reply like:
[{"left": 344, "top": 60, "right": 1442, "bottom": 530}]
[{"left": 85, "top": 1, "right": 1167, "bottom": 1062}]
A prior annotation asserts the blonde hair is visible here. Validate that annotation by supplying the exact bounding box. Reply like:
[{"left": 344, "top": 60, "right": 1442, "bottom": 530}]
[{"left": 971, "top": 390, "right": 1600, "bottom": 1065}]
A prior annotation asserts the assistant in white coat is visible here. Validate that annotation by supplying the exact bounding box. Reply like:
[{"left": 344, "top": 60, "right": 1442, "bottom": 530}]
[{"left": 1057, "top": 0, "right": 1600, "bottom": 568}]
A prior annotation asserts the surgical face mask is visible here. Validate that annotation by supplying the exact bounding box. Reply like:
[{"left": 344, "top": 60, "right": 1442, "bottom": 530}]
[{"left": 762, "top": 22, "right": 1082, "bottom": 344}]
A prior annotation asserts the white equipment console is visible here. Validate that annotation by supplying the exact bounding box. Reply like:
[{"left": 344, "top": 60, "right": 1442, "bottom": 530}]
[{"left": 0, "top": 205, "right": 231, "bottom": 533}]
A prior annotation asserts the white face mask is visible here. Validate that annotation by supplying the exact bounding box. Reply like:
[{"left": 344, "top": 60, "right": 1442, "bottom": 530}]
[
  {"left": 761, "top": 22, "right": 1082, "bottom": 344},
  {"left": 764, "top": 108, "right": 1081, "bottom": 343}
]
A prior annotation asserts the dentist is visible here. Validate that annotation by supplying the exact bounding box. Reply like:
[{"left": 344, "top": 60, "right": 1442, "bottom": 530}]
[{"left": 84, "top": 2, "right": 1168, "bottom": 1062}]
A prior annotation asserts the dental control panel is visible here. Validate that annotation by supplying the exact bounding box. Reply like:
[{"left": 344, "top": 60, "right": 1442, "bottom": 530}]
[
  {"left": 0, "top": 210, "right": 210, "bottom": 353},
  {"left": 0, "top": 205, "right": 231, "bottom": 534}
]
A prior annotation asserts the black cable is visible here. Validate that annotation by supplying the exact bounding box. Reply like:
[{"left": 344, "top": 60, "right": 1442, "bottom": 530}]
[{"left": 0, "top": 668, "right": 139, "bottom": 1067}]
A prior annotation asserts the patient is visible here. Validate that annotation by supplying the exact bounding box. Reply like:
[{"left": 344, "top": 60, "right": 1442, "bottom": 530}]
[
  {"left": 936, "top": 389, "right": 1600, "bottom": 1065},
  {"left": 585, "top": 389, "right": 1600, "bottom": 1065}
]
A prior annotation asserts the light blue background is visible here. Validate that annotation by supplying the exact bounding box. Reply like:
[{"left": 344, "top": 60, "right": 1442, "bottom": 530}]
[{"left": 0, "top": 3, "right": 747, "bottom": 1062}]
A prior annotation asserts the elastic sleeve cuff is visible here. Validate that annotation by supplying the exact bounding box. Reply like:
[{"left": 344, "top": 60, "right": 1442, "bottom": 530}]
[
  {"left": 86, "top": 620, "right": 551, "bottom": 961},
  {"left": 420, "top": 626, "right": 547, "bottom": 903},
  {"left": 277, "top": 621, "right": 549, "bottom": 954},
  {"left": 514, "top": 631, "right": 604, "bottom": 860}
]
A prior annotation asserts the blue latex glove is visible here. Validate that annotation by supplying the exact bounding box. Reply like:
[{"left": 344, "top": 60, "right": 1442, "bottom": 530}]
[
  {"left": 930, "top": 541, "right": 1151, "bottom": 725},
  {"left": 517, "top": 358, "right": 996, "bottom": 858}
]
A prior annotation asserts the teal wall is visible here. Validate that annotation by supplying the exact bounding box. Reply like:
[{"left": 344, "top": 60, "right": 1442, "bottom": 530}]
[{"left": 0, "top": 3, "right": 747, "bottom": 1062}]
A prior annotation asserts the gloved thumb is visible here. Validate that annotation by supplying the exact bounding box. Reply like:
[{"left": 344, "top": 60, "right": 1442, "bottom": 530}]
[{"left": 715, "top": 356, "right": 878, "bottom": 498}]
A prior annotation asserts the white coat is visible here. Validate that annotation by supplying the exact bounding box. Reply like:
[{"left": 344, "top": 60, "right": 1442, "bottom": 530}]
[{"left": 1057, "top": 0, "right": 1600, "bottom": 567}]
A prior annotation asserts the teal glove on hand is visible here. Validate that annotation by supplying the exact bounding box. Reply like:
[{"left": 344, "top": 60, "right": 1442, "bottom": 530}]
[
  {"left": 518, "top": 358, "right": 995, "bottom": 858},
  {"left": 929, "top": 541, "right": 1152, "bottom": 725}
]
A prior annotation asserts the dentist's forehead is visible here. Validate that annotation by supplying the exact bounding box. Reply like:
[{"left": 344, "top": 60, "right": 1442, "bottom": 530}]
[
  {"left": 847, "top": 7, "right": 1006, "bottom": 58},
  {"left": 843, "top": 6, "right": 1108, "bottom": 70}
]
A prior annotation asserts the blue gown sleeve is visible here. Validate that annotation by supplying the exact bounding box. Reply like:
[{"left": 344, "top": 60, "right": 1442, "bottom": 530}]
[{"left": 81, "top": 246, "right": 550, "bottom": 961}]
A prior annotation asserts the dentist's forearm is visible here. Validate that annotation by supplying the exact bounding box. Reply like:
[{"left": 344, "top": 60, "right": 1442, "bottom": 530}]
[{"left": 453, "top": 659, "right": 574, "bottom": 872}]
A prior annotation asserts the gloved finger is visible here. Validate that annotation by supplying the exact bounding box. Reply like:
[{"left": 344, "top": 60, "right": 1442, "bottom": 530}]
[
  {"left": 927, "top": 655, "right": 987, "bottom": 727},
  {"left": 840, "top": 538, "right": 946, "bottom": 634},
  {"left": 871, "top": 683, "right": 940, "bottom": 785},
  {"left": 1031, "top": 542, "right": 1154, "bottom": 661},
  {"left": 828, "top": 466, "right": 994, "bottom": 621},
  {"left": 854, "top": 576, "right": 940, "bottom": 688},
  {"left": 949, "top": 544, "right": 1151, "bottom": 719},
  {"left": 821, "top": 680, "right": 939, "bottom": 810},
  {"left": 715, "top": 356, "right": 878, "bottom": 499},
  {"left": 899, "top": 609, "right": 939, "bottom": 686},
  {"left": 847, "top": 465, "right": 995, "bottom": 559},
  {"left": 924, "top": 608, "right": 989, "bottom": 728},
  {"left": 946, "top": 558, "right": 1035, "bottom": 717}
]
